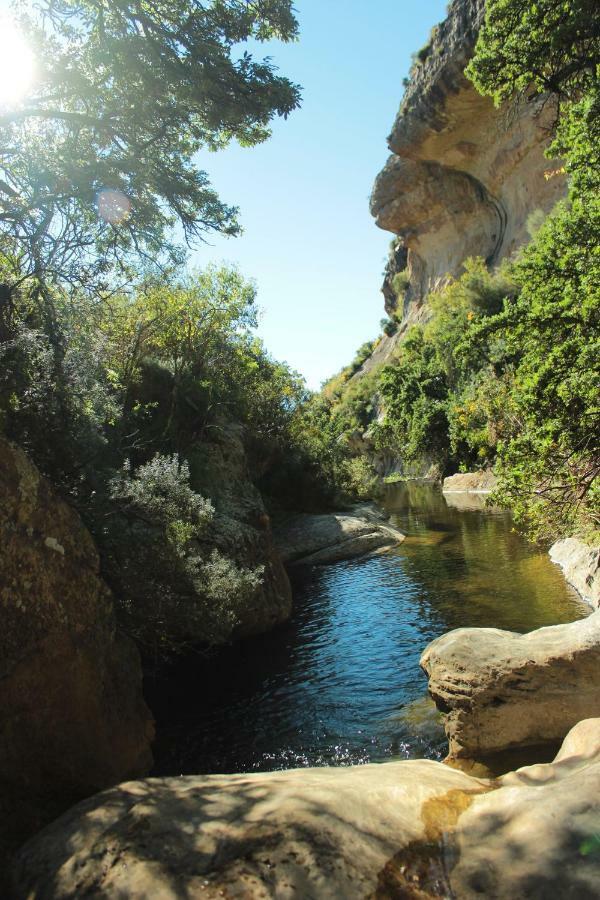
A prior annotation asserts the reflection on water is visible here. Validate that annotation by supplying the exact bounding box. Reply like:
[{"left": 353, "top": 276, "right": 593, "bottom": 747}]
[{"left": 150, "top": 483, "right": 586, "bottom": 775}]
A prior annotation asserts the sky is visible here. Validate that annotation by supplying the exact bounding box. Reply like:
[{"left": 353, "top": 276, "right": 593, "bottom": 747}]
[{"left": 189, "top": 0, "right": 448, "bottom": 390}]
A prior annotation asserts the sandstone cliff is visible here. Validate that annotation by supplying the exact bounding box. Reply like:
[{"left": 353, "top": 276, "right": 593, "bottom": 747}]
[
  {"left": 0, "top": 437, "right": 154, "bottom": 871},
  {"left": 370, "top": 0, "right": 566, "bottom": 336}
]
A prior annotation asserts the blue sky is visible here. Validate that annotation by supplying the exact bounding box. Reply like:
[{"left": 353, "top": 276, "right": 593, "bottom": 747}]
[{"left": 190, "top": 0, "right": 448, "bottom": 390}]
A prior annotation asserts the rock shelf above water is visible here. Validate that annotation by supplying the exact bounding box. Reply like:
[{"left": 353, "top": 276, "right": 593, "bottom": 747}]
[
  {"left": 273, "top": 504, "right": 405, "bottom": 566},
  {"left": 421, "top": 608, "right": 600, "bottom": 760},
  {"left": 12, "top": 719, "right": 600, "bottom": 898}
]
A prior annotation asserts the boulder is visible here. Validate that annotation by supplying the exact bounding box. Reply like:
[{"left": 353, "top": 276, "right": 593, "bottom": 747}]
[
  {"left": 442, "top": 470, "right": 498, "bottom": 493},
  {"left": 421, "top": 608, "right": 600, "bottom": 759},
  {"left": 0, "top": 437, "right": 154, "bottom": 867},
  {"left": 12, "top": 720, "right": 600, "bottom": 898},
  {"left": 449, "top": 718, "right": 600, "bottom": 899},
  {"left": 550, "top": 538, "right": 600, "bottom": 610},
  {"left": 10, "top": 760, "right": 489, "bottom": 899},
  {"left": 273, "top": 504, "right": 404, "bottom": 566}
]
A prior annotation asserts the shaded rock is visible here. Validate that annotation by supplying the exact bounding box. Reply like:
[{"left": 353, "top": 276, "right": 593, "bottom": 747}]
[
  {"left": 103, "top": 421, "right": 292, "bottom": 644},
  {"left": 450, "top": 718, "right": 600, "bottom": 899},
  {"left": 0, "top": 437, "right": 154, "bottom": 867},
  {"left": 550, "top": 538, "right": 600, "bottom": 610},
  {"left": 191, "top": 423, "right": 292, "bottom": 636},
  {"left": 442, "top": 470, "right": 498, "bottom": 493},
  {"left": 12, "top": 720, "right": 600, "bottom": 898},
  {"left": 11, "top": 761, "right": 488, "bottom": 899},
  {"left": 273, "top": 504, "right": 405, "bottom": 566},
  {"left": 421, "top": 608, "right": 600, "bottom": 759}
]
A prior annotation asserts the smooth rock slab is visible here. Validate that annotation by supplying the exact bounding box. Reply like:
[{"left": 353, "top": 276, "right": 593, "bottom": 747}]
[
  {"left": 421, "top": 608, "right": 600, "bottom": 758},
  {"left": 550, "top": 538, "right": 600, "bottom": 609},
  {"left": 448, "top": 718, "right": 600, "bottom": 899},
  {"left": 442, "top": 470, "right": 498, "bottom": 494},
  {"left": 273, "top": 504, "right": 404, "bottom": 566},
  {"left": 12, "top": 761, "right": 486, "bottom": 899},
  {"left": 12, "top": 720, "right": 600, "bottom": 898}
]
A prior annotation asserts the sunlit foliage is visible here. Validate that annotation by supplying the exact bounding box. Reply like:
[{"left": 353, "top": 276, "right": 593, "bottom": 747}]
[{"left": 0, "top": 0, "right": 300, "bottom": 304}]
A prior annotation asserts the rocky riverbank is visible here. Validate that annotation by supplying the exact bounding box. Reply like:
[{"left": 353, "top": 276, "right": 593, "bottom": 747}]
[
  {"left": 550, "top": 538, "right": 600, "bottom": 610},
  {"left": 12, "top": 718, "right": 600, "bottom": 898}
]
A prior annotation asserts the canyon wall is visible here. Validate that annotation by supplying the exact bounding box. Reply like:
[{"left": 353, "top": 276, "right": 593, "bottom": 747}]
[
  {"left": 370, "top": 0, "right": 566, "bottom": 336},
  {"left": 0, "top": 437, "right": 154, "bottom": 872}
]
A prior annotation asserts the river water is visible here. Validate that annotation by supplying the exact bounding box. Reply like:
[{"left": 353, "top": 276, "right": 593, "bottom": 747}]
[{"left": 150, "top": 483, "right": 586, "bottom": 776}]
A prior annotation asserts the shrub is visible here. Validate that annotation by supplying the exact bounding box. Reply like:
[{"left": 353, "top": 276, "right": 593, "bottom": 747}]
[{"left": 106, "top": 454, "right": 262, "bottom": 657}]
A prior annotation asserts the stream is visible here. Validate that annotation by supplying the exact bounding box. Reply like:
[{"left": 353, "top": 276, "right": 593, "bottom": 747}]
[{"left": 149, "top": 482, "right": 586, "bottom": 776}]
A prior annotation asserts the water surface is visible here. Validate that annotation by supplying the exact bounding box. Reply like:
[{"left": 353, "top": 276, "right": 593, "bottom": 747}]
[{"left": 150, "top": 483, "right": 586, "bottom": 775}]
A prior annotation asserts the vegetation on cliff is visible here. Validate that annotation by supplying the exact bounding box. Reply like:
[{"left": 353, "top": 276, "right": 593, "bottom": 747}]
[{"left": 321, "top": 0, "right": 600, "bottom": 542}]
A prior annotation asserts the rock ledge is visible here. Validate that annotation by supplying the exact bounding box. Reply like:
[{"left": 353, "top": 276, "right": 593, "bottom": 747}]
[{"left": 273, "top": 504, "right": 404, "bottom": 566}]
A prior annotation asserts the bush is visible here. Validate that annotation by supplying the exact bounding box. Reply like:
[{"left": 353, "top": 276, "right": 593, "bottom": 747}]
[
  {"left": 106, "top": 454, "right": 262, "bottom": 657},
  {"left": 391, "top": 270, "right": 410, "bottom": 297}
]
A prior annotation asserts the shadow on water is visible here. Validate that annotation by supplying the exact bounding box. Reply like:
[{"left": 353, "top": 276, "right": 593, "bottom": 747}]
[{"left": 148, "top": 483, "right": 587, "bottom": 776}]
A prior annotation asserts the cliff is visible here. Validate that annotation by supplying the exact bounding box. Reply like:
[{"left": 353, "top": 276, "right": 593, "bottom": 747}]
[
  {"left": 370, "top": 0, "right": 566, "bottom": 334},
  {"left": 0, "top": 437, "right": 154, "bottom": 874}
]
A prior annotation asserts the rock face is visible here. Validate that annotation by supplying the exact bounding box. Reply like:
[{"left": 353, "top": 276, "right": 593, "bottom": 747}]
[
  {"left": 448, "top": 717, "right": 600, "bottom": 899},
  {"left": 442, "top": 470, "right": 498, "bottom": 493},
  {"left": 370, "top": 0, "right": 566, "bottom": 329},
  {"left": 550, "top": 538, "right": 600, "bottom": 610},
  {"left": 12, "top": 719, "right": 600, "bottom": 899},
  {"left": 104, "top": 421, "right": 292, "bottom": 642},
  {"left": 273, "top": 504, "right": 405, "bottom": 566},
  {"left": 421, "top": 608, "right": 600, "bottom": 759},
  {"left": 191, "top": 423, "right": 293, "bottom": 637},
  {"left": 0, "top": 437, "right": 154, "bottom": 864}
]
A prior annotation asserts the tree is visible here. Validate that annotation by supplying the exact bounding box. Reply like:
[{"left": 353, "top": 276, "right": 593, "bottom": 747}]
[
  {"left": 0, "top": 0, "right": 300, "bottom": 303},
  {"left": 490, "top": 198, "right": 600, "bottom": 539},
  {"left": 464, "top": 0, "right": 600, "bottom": 539},
  {"left": 466, "top": 0, "right": 600, "bottom": 104}
]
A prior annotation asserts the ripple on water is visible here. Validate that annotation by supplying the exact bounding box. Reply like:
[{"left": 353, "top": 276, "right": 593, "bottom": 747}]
[{"left": 149, "top": 484, "right": 587, "bottom": 776}]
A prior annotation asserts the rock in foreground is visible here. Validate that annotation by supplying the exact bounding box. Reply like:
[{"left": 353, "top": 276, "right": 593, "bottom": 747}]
[
  {"left": 0, "top": 438, "right": 154, "bottom": 864},
  {"left": 12, "top": 720, "right": 600, "bottom": 898},
  {"left": 421, "top": 608, "right": 600, "bottom": 759},
  {"left": 273, "top": 504, "right": 404, "bottom": 566}
]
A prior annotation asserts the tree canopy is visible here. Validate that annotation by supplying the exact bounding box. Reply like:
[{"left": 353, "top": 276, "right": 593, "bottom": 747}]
[
  {"left": 0, "top": 0, "right": 301, "bottom": 297},
  {"left": 466, "top": 0, "right": 600, "bottom": 104}
]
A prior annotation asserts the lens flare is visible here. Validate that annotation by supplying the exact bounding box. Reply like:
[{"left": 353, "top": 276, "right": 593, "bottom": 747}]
[
  {"left": 0, "top": 17, "right": 35, "bottom": 107},
  {"left": 97, "top": 189, "right": 131, "bottom": 224}
]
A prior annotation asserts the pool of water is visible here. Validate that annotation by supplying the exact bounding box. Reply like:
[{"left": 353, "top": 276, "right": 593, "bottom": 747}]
[{"left": 149, "top": 483, "right": 586, "bottom": 775}]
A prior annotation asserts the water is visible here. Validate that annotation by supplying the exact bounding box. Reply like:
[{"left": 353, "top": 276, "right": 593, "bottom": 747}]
[{"left": 149, "top": 483, "right": 586, "bottom": 775}]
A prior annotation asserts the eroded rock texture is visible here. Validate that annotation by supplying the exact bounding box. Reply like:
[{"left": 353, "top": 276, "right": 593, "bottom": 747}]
[
  {"left": 0, "top": 437, "right": 154, "bottom": 864},
  {"left": 12, "top": 720, "right": 600, "bottom": 899},
  {"left": 370, "top": 0, "right": 566, "bottom": 329},
  {"left": 421, "top": 609, "right": 600, "bottom": 759}
]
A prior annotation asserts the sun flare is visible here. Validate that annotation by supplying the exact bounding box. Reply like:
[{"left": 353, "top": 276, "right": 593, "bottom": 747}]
[{"left": 0, "top": 17, "right": 35, "bottom": 107}]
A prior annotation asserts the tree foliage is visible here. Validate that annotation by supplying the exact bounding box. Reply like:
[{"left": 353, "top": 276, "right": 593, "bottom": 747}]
[
  {"left": 0, "top": 258, "right": 311, "bottom": 655},
  {"left": 466, "top": 0, "right": 600, "bottom": 103},
  {"left": 0, "top": 0, "right": 300, "bottom": 298}
]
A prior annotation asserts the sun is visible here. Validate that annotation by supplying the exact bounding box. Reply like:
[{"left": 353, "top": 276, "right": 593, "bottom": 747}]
[{"left": 0, "top": 17, "right": 35, "bottom": 107}]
